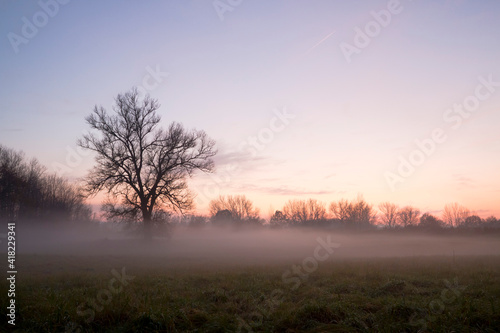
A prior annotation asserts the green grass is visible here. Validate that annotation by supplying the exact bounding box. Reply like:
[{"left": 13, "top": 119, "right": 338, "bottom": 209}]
[{"left": 1, "top": 255, "right": 500, "bottom": 332}]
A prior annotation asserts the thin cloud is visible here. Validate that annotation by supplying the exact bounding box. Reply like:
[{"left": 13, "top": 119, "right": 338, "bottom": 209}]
[
  {"left": 453, "top": 174, "right": 476, "bottom": 189},
  {"left": 212, "top": 147, "right": 288, "bottom": 173},
  {"left": 213, "top": 150, "right": 266, "bottom": 166},
  {"left": 233, "top": 183, "right": 333, "bottom": 196}
]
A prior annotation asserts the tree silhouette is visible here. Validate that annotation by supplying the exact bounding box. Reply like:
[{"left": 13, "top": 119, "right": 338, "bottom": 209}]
[
  {"left": 270, "top": 210, "right": 288, "bottom": 228},
  {"left": 0, "top": 145, "right": 90, "bottom": 224},
  {"left": 282, "top": 199, "right": 327, "bottom": 225},
  {"left": 329, "top": 199, "right": 351, "bottom": 222},
  {"left": 330, "top": 197, "right": 376, "bottom": 226},
  {"left": 209, "top": 195, "right": 260, "bottom": 222},
  {"left": 79, "top": 88, "right": 216, "bottom": 239},
  {"left": 442, "top": 203, "right": 470, "bottom": 228},
  {"left": 463, "top": 215, "right": 482, "bottom": 228},
  {"left": 212, "top": 209, "right": 233, "bottom": 226},
  {"left": 378, "top": 202, "right": 399, "bottom": 228},
  {"left": 419, "top": 213, "right": 442, "bottom": 230},
  {"left": 398, "top": 206, "right": 420, "bottom": 228}
]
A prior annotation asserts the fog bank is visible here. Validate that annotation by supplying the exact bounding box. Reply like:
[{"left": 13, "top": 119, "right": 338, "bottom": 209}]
[{"left": 11, "top": 224, "right": 500, "bottom": 265}]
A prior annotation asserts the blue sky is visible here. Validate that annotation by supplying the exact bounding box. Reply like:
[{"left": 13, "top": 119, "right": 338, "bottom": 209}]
[{"left": 1, "top": 0, "right": 499, "bottom": 217}]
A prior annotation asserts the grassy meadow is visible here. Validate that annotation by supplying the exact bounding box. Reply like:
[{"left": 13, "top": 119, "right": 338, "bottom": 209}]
[{"left": 1, "top": 250, "right": 500, "bottom": 332}]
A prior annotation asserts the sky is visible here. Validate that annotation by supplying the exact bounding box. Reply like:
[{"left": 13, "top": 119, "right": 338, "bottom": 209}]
[{"left": 1, "top": 0, "right": 499, "bottom": 218}]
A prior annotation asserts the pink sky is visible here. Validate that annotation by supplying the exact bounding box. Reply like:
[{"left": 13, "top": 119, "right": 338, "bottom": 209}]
[{"left": 1, "top": 1, "right": 499, "bottom": 219}]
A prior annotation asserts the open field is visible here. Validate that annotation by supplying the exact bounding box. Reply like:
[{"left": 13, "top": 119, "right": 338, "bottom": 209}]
[{"left": 1, "top": 229, "right": 500, "bottom": 332}]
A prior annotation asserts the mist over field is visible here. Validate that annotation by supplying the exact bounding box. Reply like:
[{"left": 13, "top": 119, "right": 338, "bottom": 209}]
[
  {"left": 3, "top": 224, "right": 499, "bottom": 332},
  {"left": 16, "top": 224, "right": 500, "bottom": 262}
]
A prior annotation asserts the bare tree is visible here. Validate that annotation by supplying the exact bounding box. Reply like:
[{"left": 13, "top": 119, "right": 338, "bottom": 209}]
[
  {"left": 39, "top": 174, "right": 90, "bottom": 221},
  {"left": 398, "top": 206, "right": 420, "bottom": 228},
  {"left": 350, "top": 197, "right": 377, "bottom": 225},
  {"left": 442, "top": 203, "right": 470, "bottom": 228},
  {"left": 0, "top": 145, "right": 26, "bottom": 221},
  {"left": 209, "top": 195, "right": 260, "bottom": 221},
  {"left": 378, "top": 202, "right": 399, "bottom": 228},
  {"left": 330, "top": 197, "right": 376, "bottom": 226},
  {"left": 307, "top": 199, "right": 327, "bottom": 221},
  {"left": 283, "top": 199, "right": 308, "bottom": 223},
  {"left": 282, "top": 199, "right": 326, "bottom": 224},
  {"left": 79, "top": 88, "right": 216, "bottom": 239},
  {"left": 0, "top": 145, "right": 91, "bottom": 224},
  {"left": 329, "top": 199, "right": 351, "bottom": 221}
]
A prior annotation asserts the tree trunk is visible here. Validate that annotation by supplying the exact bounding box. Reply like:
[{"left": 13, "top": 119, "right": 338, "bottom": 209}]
[{"left": 143, "top": 210, "right": 153, "bottom": 241}]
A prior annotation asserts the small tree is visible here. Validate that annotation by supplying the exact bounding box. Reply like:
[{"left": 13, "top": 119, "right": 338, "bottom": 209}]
[
  {"left": 330, "top": 197, "right": 376, "bottom": 226},
  {"left": 209, "top": 195, "right": 260, "bottom": 222},
  {"left": 282, "top": 199, "right": 326, "bottom": 225},
  {"left": 283, "top": 199, "right": 308, "bottom": 224},
  {"left": 350, "top": 197, "right": 376, "bottom": 226},
  {"left": 485, "top": 216, "right": 499, "bottom": 228},
  {"left": 211, "top": 209, "right": 233, "bottom": 226},
  {"left": 398, "top": 206, "right": 420, "bottom": 228},
  {"left": 307, "top": 199, "right": 327, "bottom": 221},
  {"left": 329, "top": 199, "right": 351, "bottom": 221},
  {"left": 462, "top": 215, "right": 482, "bottom": 228},
  {"left": 79, "top": 88, "right": 216, "bottom": 239},
  {"left": 270, "top": 210, "right": 288, "bottom": 228},
  {"left": 419, "top": 213, "right": 443, "bottom": 230},
  {"left": 442, "top": 203, "right": 470, "bottom": 228},
  {"left": 378, "top": 202, "right": 399, "bottom": 228}
]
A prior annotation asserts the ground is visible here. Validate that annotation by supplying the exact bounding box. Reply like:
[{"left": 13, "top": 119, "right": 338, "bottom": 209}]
[{"left": 1, "top": 251, "right": 499, "bottom": 332}]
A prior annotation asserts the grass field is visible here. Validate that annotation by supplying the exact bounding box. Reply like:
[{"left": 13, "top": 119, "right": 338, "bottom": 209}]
[{"left": 2, "top": 251, "right": 500, "bottom": 332}]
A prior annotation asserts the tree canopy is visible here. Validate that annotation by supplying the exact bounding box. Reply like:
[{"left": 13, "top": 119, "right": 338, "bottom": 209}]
[{"left": 79, "top": 88, "right": 217, "bottom": 238}]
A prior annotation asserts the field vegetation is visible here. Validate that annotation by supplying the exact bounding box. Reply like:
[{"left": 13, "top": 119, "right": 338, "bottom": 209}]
[{"left": 2, "top": 241, "right": 499, "bottom": 332}]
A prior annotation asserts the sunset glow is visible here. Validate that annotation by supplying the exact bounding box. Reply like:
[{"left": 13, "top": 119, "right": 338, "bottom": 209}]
[{"left": 1, "top": 0, "right": 499, "bottom": 218}]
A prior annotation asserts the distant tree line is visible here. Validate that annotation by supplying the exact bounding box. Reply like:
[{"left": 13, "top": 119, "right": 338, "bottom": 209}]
[
  {"left": 201, "top": 194, "right": 500, "bottom": 232},
  {"left": 2, "top": 141, "right": 499, "bottom": 235},
  {"left": 0, "top": 145, "right": 91, "bottom": 224}
]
